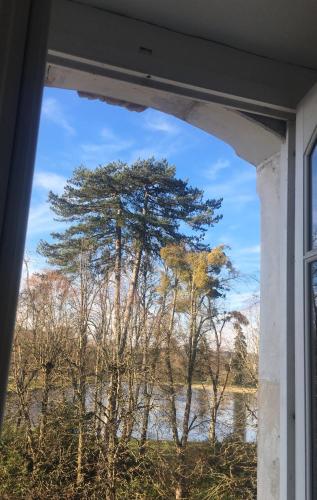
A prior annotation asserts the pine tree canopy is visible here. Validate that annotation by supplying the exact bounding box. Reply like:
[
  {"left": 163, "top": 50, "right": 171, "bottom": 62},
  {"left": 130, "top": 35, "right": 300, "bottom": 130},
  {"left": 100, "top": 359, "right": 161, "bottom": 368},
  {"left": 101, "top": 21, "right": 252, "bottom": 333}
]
[{"left": 38, "top": 158, "right": 222, "bottom": 272}]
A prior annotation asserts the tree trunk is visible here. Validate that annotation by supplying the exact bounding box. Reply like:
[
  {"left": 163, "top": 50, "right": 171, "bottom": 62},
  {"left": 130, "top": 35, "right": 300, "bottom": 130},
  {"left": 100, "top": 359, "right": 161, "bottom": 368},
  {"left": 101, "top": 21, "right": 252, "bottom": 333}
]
[
  {"left": 39, "top": 363, "right": 52, "bottom": 449},
  {"left": 165, "top": 287, "right": 180, "bottom": 446},
  {"left": 181, "top": 287, "right": 197, "bottom": 448},
  {"left": 114, "top": 219, "right": 122, "bottom": 349},
  {"left": 119, "top": 246, "right": 143, "bottom": 356},
  {"left": 175, "top": 446, "right": 188, "bottom": 499},
  {"left": 140, "top": 384, "right": 151, "bottom": 449},
  {"left": 76, "top": 323, "right": 87, "bottom": 486}
]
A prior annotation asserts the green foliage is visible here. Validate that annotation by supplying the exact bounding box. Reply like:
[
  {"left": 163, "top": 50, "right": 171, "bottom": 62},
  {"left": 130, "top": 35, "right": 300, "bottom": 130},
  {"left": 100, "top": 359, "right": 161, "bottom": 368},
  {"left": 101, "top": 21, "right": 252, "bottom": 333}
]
[
  {"left": 39, "top": 159, "right": 222, "bottom": 273},
  {"left": 0, "top": 425, "right": 29, "bottom": 498},
  {"left": 199, "top": 438, "right": 257, "bottom": 499},
  {"left": 160, "top": 243, "right": 231, "bottom": 300},
  {"left": 0, "top": 417, "right": 256, "bottom": 499}
]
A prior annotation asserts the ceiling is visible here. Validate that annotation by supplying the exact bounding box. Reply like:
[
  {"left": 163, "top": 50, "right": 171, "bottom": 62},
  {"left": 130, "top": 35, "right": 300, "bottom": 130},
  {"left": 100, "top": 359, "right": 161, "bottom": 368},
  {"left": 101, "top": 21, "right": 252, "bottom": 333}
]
[{"left": 73, "top": 0, "right": 317, "bottom": 70}]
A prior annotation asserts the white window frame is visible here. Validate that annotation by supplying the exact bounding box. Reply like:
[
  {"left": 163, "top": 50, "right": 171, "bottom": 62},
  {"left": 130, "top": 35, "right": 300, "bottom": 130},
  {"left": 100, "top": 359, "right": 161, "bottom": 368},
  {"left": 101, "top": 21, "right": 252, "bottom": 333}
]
[{"left": 303, "top": 128, "right": 317, "bottom": 499}]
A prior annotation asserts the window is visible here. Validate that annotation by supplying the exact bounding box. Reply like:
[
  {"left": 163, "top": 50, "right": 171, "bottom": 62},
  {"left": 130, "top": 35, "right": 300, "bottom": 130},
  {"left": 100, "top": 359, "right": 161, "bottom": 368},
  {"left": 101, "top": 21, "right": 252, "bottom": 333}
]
[
  {"left": 309, "top": 145, "right": 317, "bottom": 250},
  {"left": 310, "top": 260, "right": 317, "bottom": 497},
  {"left": 307, "top": 141, "right": 317, "bottom": 497}
]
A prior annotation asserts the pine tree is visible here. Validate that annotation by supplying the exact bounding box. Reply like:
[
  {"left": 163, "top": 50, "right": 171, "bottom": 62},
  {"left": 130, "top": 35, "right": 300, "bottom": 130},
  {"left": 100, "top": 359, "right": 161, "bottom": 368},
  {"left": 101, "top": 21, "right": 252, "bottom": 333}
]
[
  {"left": 232, "top": 318, "right": 249, "bottom": 386},
  {"left": 39, "top": 159, "right": 221, "bottom": 267}
]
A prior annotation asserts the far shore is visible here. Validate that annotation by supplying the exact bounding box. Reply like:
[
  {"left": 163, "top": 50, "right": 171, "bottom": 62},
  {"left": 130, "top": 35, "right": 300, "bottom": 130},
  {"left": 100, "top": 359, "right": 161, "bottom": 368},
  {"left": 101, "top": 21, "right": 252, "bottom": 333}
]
[
  {"left": 7, "top": 377, "right": 257, "bottom": 395},
  {"left": 191, "top": 383, "right": 257, "bottom": 394}
]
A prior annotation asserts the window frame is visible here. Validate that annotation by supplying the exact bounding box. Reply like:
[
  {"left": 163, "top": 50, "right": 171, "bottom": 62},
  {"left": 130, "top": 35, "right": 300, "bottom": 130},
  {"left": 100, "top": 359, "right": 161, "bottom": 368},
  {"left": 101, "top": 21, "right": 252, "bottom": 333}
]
[
  {"left": 303, "top": 130, "right": 317, "bottom": 499},
  {"left": 0, "top": 0, "right": 51, "bottom": 426}
]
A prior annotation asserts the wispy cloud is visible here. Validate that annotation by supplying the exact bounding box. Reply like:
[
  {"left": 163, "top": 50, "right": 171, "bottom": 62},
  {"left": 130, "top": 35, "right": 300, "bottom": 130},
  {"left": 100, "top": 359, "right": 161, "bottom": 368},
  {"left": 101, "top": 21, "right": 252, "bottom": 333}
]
[
  {"left": 83, "top": 111, "right": 187, "bottom": 165},
  {"left": 80, "top": 127, "right": 133, "bottom": 165},
  {"left": 100, "top": 127, "right": 117, "bottom": 141},
  {"left": 41, "top": 97, "right": 75, "bottom": 135},
  {"left": 226, "top": 290, "right": 257, "bottom": 310},
  {"left": 33, "top": 171, "right": 67, "bottom": 194},
  {"left": 204, "top": 168, "right": 256, "bottom": 207},
  {"left": 27, "top": 202, "right": 62, "bottom": 237},
  {"left": 128, "top": 128, "right": 186, "bottom": 163},
  {"left": 239, "top": 244, "right": 261, "bottom": 255},
  {"left": 144, "top": 112, "right": 180, "bottom": 135},
  {"left": 204, "top": 159, "right": 230, "bottom": 180},
  {"left": 129, "top": 140, "right": 182, "bottom": 163}
]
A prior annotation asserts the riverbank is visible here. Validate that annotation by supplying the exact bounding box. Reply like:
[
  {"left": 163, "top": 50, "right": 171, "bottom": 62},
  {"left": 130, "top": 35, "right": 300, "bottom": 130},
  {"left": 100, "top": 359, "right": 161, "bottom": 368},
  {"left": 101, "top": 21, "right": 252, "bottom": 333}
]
[
  {"left": 191, "top": 382, "right": 257, "bottom": 394},
  {"left": 6, "top": 377, "right": 257, "bottom": 396},
  {"left": 7, "top": 374, "right": 257, "bottom": 393}
]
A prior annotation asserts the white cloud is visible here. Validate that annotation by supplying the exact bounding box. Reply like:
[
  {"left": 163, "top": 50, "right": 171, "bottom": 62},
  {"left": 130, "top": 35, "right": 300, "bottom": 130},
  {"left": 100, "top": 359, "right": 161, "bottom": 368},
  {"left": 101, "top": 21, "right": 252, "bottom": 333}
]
[
  {"left": 84, "top": 114, "right": 186, "bottom": 165},
  {"left": 81, "top": 127, "right": 133, "bottom": 165},
  {"left": 226, "top": 193, "right": 256, "bottom": 205},
  {"left": 239, "top": 244, "right": 261, "bottom": 255},
  {"left": 204, "top": 168, "right": 257, "bottom": 207},
  {"left": 129, "top": 146, "right": 166, "bottom": 163},
  {"left": 226, "top": 290, "right": 258, "bottom": 311},
  {"left": 41, "top": 97, "right": 75, "bottom": 135},
  {"left": 27, "top": 202, "right": 64, "bottom": 237},
  {"left": 204, "top": 159, "right": 230, "bottom": 180},
  {"left": 100, "top": 127, "right": 117, "bottom": 141},
  {"left": 33, "top": 171, "right": 67, "bottom": 194},
  {"left": 81, "top": 141, "right": 133, "bottom": 163},
  {"left": 128, "top": 135, "right": 185, "bottom": 163},
  {"left": 215, "top": 233, "right": 233, "bottom": 246},
  {"left": 144, "top": 112, "right": 180, "bottom": 135}
]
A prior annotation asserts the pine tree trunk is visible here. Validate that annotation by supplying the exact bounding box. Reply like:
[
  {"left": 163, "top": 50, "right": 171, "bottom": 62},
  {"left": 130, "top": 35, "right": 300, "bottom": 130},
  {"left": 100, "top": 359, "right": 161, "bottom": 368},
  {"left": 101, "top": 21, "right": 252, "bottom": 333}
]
[
  {"left": 114, "top": 220, "right": 122, "bottom": 349},
  {"left": 119, "top": 247, "right": 143, "bottom": 356}
]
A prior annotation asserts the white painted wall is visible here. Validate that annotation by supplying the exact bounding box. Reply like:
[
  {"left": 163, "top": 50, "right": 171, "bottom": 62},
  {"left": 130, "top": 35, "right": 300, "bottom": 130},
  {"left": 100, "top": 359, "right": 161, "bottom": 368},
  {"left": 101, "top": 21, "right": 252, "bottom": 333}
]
[
  {"left": 256, "top": 125, "right": 296, "bottom": 500},
  {"left": 257, "top": 154, "right": 282, "bottom": 500}
]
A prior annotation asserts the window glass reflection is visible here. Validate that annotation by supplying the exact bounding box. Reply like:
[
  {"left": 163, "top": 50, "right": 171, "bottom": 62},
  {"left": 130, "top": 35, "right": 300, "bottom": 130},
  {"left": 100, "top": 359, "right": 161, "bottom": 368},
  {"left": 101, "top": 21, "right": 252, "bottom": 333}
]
[
  {"left": 310, "top": 145, "right": 317, "bottom": 249},
  {"left": 311, "top": 261, "right": 317, "bottom": 496}
]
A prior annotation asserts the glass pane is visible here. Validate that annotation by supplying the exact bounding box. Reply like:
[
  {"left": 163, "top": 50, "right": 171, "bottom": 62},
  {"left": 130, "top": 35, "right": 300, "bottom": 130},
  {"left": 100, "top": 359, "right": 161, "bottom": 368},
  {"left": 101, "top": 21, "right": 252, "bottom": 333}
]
[
  {"left": 310, "top": 145, "right": 317, "bottom": 249},
  {"left": 310, "top": 261, "right": 317, "bottom": 497}
]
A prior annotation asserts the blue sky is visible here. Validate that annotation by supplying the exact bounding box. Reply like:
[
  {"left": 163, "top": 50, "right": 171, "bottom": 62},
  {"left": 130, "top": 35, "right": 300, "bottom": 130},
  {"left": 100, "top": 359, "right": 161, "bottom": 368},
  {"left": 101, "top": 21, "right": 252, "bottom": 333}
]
[{"left": 26, "top": 87, "right": 260, "bottom": 308}]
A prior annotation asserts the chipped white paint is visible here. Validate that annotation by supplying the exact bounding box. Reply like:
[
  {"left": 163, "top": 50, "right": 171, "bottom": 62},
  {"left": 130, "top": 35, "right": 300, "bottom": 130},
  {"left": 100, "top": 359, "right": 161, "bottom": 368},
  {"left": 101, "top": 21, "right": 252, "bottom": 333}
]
[{"left": 257, "top": 154, "right": 282, "bottom": 500}]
